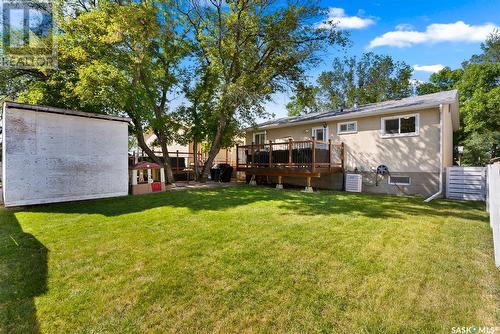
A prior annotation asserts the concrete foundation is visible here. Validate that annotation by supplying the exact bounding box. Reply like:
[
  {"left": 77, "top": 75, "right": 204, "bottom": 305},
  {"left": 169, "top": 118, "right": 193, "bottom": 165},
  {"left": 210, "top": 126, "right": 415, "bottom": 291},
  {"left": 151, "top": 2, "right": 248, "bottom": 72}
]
[
  {"left": 245, "top": 171, "right": 440, "bottom": 197},
  {"left": 359, "top": 171, "right": 440, "bottom": 197}
]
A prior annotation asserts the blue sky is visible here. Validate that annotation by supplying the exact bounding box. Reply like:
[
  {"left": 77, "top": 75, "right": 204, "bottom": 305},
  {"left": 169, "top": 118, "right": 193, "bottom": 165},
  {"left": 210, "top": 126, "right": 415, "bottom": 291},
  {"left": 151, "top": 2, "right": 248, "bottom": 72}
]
[{"left": 266, "top": 0, "right": 500, "bottom": 118}]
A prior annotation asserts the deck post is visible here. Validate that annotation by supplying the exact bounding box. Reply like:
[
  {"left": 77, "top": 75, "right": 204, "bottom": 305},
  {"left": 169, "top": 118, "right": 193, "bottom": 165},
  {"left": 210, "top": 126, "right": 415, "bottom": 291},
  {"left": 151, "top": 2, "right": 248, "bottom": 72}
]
[
  {"left": 288, "top": 138, "right": 293, "bottom": 167},
  {"left": 328, "top": 139, "right": 332, "bottom": 172},
  {"left": 276, "top": 175, "right": 283, "bottom": 189},
  {"left": 251, "top": 142, "right": 255, "bottom": 168},
  {"left": 311, "top": 136, "right": 316, "bottom": 173},
  {"left": 304, "top": 176, "right": 313, "bottom": 192},
  {"left": 269, "top": 140, "right": 273, "bottom": 168}
]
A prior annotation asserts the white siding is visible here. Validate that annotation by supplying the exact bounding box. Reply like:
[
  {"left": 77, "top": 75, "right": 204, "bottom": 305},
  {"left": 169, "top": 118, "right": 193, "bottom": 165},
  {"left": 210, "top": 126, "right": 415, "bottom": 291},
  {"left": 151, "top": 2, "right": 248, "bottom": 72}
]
[
  {"left": 446, "top": 167, "right": 486, "bottom": 201},
  {"left": 2, "top": 106, "right": 129, "bottom": 207}
]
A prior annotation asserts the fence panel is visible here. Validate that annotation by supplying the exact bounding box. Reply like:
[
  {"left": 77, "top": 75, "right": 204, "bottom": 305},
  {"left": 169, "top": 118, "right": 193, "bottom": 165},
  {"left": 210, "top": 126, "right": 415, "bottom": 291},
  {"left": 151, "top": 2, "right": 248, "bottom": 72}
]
[
  {"left": 446, "top": 167, "right": 486, "bottom": 201},
  {"left": 487, "top": 164, "right": 500, "bottom": 267}
]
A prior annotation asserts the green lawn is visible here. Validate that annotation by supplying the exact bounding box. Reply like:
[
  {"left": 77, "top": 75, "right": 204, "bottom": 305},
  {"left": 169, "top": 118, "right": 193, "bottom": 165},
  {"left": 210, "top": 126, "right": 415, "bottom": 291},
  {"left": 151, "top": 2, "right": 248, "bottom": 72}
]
[{"left": 1, "top": 186, "right": 498, "bottom": 333}]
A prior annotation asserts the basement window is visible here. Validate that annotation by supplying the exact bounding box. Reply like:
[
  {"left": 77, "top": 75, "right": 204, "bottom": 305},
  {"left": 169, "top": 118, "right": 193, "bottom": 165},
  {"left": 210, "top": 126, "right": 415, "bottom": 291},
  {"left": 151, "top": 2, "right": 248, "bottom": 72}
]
[
  {"left": 389, "top": 176, "right": 411, "bottom": 185},
  {"left": 381, "top": 114, "right": 419, "bottom": 138}
]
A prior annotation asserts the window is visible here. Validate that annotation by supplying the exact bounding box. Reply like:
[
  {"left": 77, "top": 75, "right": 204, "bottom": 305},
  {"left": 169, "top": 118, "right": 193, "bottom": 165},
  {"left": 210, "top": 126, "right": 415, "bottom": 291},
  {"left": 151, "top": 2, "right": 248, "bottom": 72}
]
[
  {"left": 381, "top": 114, "right": 419, "bottom": 138},
  {"left": 312, "top": 127, "right": 328, "bottom": 141},
  {"left": 254, "top": 132, "right": 266, "bottom": 144},
  {"left": 389, "top": 176, "right": 411, "bottom": 185},
  {"left": 338, "top": 121, "right": 357, "bottom": 134}
]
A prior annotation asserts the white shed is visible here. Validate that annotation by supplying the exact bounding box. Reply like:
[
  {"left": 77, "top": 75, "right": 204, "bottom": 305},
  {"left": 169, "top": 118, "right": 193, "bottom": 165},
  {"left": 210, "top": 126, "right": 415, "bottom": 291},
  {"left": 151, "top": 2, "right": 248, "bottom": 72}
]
[{"left": 2, "top": 102, "right": 130, "bottom": 207}]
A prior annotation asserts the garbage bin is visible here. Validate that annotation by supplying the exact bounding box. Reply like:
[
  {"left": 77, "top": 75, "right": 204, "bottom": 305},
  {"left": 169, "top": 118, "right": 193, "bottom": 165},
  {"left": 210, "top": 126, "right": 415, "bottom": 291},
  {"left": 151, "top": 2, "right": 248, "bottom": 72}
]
[
  {"left": 210, "top": 164, "right": 233, "bottom": 182},
  {"left": 210, "top": 165, "right": 222, "bottom": 181},
  {"left": 219, "top": 164, "right": 233, "bottom": 183}
]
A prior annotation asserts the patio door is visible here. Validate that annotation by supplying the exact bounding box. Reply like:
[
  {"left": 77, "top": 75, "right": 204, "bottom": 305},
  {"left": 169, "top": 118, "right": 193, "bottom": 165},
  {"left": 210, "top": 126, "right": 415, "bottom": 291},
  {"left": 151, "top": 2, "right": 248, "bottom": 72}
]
[{"left": 312, "top": 127, "right": 328, "bottom": 141}]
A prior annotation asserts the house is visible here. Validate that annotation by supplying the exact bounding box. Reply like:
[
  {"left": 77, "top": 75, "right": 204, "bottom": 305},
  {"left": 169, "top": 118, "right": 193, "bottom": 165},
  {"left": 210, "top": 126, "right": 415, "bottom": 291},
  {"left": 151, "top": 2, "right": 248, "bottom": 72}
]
[
  {"left": 238, "top": 90, "right": 459, "bottom": 198},
  {"left": 2, "top": 102, "right": 130, "bottom": 206},
  {"left": 135, "top": 132, "right": 241, "bottom": 175}
]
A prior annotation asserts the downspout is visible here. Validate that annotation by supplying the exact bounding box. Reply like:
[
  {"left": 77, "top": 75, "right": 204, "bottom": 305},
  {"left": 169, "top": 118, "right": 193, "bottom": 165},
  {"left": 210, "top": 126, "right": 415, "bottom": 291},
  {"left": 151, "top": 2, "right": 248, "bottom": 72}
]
[{"left": 424, "top": 104, "right": 444, "bottom": 202}]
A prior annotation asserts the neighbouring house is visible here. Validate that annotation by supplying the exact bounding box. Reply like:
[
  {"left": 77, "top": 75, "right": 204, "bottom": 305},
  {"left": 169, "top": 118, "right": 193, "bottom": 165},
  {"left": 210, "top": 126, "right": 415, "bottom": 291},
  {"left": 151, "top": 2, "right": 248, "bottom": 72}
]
[
  {"left": 135, "top": 131, "right": 242, "bottom": 176},
  {"left": 1, "top": 102, "right": 130, "bottom": 206},
  {"left": 238, "top": 90, "right": 459, "bottom": 198}
]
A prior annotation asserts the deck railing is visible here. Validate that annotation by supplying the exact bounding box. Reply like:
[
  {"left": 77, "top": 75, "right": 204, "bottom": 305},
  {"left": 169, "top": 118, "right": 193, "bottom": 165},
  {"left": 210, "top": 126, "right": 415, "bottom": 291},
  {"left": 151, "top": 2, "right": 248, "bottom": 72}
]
[{"left": 236, "top": 138, "right": 344, "bottom": 173}]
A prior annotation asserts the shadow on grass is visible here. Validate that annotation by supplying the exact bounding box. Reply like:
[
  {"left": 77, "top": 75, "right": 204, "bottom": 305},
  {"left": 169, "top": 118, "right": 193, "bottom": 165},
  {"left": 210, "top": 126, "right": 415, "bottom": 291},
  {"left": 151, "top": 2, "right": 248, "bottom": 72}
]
[
  {"left": 0, "top": 210, "right": 48, "bottom": 334},
  {"left": 24, "top": 185, "right": 488, "bottom": 223}
]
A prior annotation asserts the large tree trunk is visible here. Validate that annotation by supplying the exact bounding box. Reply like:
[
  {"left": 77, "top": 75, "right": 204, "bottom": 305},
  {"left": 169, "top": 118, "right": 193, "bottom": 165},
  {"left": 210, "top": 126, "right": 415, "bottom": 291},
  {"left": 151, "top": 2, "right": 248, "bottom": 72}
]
[
  {"left": 199, "top": 114, "right": 226, "bottom": 182},
  {"left": 154, "top": 130, "right": 175, "bottom": 184},
  {"left": 130, "top": 115, "right": 174, "bottom": 184}
]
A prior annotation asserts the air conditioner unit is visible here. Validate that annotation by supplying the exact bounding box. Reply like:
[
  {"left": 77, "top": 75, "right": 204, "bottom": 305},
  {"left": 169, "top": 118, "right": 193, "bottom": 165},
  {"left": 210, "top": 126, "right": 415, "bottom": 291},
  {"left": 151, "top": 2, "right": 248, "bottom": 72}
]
[{"left": 345, "top": 174, "right": 362, "bottom": 192}]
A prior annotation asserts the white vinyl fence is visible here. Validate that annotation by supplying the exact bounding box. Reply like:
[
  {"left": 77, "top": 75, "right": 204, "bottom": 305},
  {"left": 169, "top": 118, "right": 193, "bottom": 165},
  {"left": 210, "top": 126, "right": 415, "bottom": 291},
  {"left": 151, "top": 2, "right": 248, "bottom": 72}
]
[
  {"left": 487, "top": 163, "right": 500, "bottom": 267},
  {"left": 446, "top": 167, "right": 486, "bottom": 201}
]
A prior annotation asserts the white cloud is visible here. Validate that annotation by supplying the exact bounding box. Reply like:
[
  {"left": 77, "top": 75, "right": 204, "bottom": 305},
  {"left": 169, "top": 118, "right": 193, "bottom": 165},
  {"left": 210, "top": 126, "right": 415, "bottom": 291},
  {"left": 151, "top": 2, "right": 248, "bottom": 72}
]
[
  {"left": 395, "top": 23, "right": 414, "bottom": 31},
  {"left": 317, "top": 7, "right": 375, "bottom": 30},
  {"left": 413, "top": 64, "right": 445, "bottom": 73},
  {"left": 368, "top": 21, "right": 498, "bottom": 48}
]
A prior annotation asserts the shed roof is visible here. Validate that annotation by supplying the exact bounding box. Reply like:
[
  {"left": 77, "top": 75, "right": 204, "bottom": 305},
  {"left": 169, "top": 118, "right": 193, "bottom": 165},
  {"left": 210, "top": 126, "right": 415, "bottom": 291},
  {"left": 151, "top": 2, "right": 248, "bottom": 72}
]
[
  {"left": 3, "top": 101, "right": 131, "bottom": 123},
  {"left": 254, "top": 90, "right": 459, "bottom": 130},
  {"left": 131, "top": 161, "right": 162, "bottom": 170}
]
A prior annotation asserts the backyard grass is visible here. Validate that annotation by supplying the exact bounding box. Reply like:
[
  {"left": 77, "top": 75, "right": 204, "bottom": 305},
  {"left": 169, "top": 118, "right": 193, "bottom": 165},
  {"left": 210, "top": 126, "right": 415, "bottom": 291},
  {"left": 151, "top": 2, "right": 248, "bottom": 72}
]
[{"left": 0, "top": 185, "right": 499, "bottom": 333}]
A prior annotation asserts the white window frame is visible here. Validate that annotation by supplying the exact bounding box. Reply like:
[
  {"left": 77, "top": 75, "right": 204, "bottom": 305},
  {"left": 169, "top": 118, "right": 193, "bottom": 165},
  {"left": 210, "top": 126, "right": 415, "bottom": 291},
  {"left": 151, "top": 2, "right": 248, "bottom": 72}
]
[
  {"left": 388, "top": 176, "right": 411, "bottom": 185},
  {"left": 253, "top": 131, "right": 266, "bottom": 144},
  {"left": 337, "top": 121, "right": 358, "bottom": 135},
  {"left": 380, "top": 113, "right": 419, "bottom": 138},
  {"left": 311, "top": 126, "right": 328, "bottom": 141}
]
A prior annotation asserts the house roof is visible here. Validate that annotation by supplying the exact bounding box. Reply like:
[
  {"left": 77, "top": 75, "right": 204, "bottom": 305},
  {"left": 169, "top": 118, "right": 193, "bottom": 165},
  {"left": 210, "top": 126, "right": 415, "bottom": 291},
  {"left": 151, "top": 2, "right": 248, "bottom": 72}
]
[
  {"left": 3, "top": 101, "right": 132, "bottom": 123},
  {"left": 131, "top": 161, "right": 162, "bottom": 170},
  {"left": 253, "top": 90, "right": 459, "bottom": 130}
]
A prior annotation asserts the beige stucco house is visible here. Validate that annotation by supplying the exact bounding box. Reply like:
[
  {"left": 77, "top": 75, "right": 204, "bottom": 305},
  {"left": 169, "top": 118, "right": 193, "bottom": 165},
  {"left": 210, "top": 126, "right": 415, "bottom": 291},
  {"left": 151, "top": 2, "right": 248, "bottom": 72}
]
[{"left": 242, "top": 90, "right": 459, "bottom": 198}]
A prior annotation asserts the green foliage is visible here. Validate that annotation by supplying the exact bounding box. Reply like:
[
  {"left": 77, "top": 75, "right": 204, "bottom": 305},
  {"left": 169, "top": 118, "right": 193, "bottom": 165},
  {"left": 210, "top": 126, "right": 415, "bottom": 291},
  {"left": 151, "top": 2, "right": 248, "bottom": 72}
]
[
  {"left": 180, "top": 0, "right": 347, "bottom": 178},
  {"left": 1, "top": 1, "right": 193, "bottom": 182},
  {"left": 416, "top": 30, "right": 500, "bottom": 165},
  {"left": 416, "top": 67, "right": 463, "bottom": 95},
  {"left": 468, "top": 29, "right": 500, "bottom": 64},
  {"left": 286, "top": 83, "right": 320, "bottom": 116},
  {"left": 287, "top": 52, "right": 413, "bottom": 115}
]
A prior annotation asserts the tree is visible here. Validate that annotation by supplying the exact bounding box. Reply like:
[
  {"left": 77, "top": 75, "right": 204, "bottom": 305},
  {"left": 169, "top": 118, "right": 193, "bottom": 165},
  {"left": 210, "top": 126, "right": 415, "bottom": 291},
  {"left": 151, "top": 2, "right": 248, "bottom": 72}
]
[
  {"left": 175, "top": 67, "right": 219, "bottom": 179},
  {"left": 468, "top": 29, "right": 500, "bottom": 64},
  {"left": 286, "top": 82, "right": 319, "bottom": 116},
  {"left": 287, "top": 52, "right": 413, "bottom": 114},
  {"left": 7, "top": 1, "right": 190, "bottom": 183},
  {"left": 458, "top": 30, "right": 500, "bottom": 165},
  {"left": 178, "top": 0, "right": 347, "bottom": 180},
  {"left": 458, "top": 61, "right": 500, "bottom": 164},
  {"left": 414, "top": 30, "right": 499, "bottom": 165},
  {"left": 416, "top": 67, "right": 463, "bottom": 95}
]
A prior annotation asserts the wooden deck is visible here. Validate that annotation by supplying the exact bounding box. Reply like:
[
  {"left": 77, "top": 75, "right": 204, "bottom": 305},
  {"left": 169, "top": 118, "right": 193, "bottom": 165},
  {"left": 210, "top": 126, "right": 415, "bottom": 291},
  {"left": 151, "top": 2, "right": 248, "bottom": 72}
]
[{"left": 236, "top": 139, "right": 344, "bottom": 178}]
